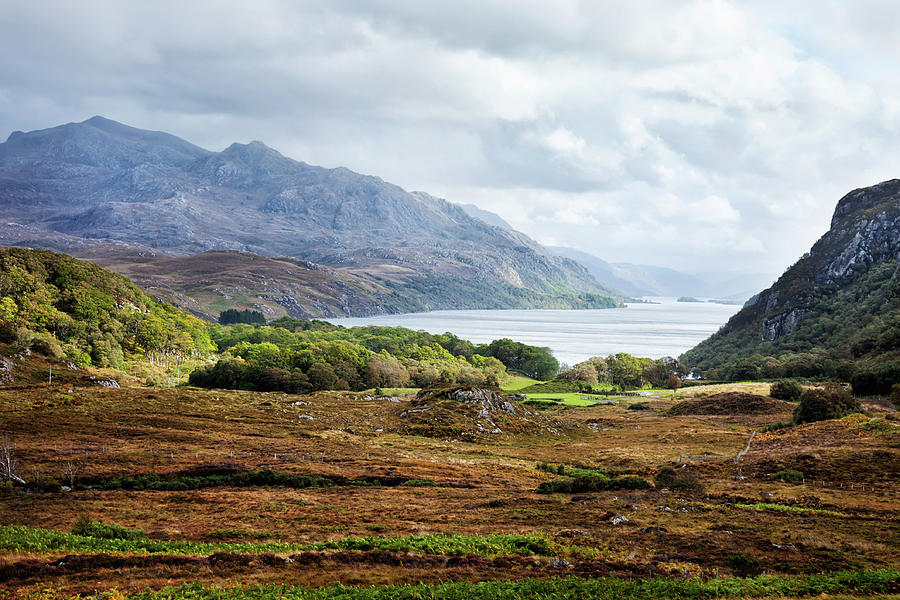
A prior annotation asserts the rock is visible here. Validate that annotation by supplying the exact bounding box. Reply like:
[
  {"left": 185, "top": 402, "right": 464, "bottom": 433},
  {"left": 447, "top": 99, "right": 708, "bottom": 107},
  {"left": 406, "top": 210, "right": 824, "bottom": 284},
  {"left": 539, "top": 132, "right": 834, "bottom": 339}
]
[
  {"left": 547, "top": 557, "right": 572, "bottom": 569},
  {"left": 89, "top": 376, "right": 120, "bottom": 388}
]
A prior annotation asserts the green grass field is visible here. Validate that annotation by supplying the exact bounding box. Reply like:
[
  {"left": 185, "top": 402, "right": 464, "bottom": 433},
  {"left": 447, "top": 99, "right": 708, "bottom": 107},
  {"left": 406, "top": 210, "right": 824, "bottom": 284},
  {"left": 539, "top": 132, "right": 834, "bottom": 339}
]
[
  {"left": 523, "top": 392, "right": 617, "bottom": 406},
  {"left": 500, "top": 373, "right": 540, "bottom": 391}
]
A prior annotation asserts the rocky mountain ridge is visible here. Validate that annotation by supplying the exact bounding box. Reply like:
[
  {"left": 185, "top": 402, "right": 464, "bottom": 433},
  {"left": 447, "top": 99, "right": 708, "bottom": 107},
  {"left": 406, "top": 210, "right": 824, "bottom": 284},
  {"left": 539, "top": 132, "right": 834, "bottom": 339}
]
[
  {"left": 0, "top": 117, "right": 621, "bottom": 316},
  {"left": 681, "top": 179, "right": 900, "bottom": 374}
]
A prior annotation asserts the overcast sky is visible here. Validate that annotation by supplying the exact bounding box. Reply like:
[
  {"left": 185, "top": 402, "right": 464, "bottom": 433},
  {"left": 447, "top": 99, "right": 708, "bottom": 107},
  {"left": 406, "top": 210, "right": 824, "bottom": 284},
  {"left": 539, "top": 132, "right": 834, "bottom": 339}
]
[{"left": 1, "top": 1, "right": 898, "bottom": 278}]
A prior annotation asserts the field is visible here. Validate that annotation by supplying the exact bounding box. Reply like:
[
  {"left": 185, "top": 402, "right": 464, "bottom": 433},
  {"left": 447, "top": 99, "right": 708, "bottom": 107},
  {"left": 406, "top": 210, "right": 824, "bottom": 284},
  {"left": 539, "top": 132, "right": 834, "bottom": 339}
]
[{"left": 0, "top": 378, "right": 897, "bottom": 598}]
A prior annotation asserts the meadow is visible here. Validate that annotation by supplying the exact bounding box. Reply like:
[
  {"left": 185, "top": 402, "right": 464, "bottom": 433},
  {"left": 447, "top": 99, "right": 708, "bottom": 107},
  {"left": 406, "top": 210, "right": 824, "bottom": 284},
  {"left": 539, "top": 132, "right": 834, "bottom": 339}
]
[{"left": 0, "top": 372, "right": 897, "bottom": 597}]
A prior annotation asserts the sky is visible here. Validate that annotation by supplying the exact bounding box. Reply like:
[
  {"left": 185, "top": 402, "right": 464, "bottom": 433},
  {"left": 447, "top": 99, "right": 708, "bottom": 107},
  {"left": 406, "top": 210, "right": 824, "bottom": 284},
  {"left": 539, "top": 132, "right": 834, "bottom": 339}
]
[{"left": 1, "top": 1, "right": 899, "bottom": 278}]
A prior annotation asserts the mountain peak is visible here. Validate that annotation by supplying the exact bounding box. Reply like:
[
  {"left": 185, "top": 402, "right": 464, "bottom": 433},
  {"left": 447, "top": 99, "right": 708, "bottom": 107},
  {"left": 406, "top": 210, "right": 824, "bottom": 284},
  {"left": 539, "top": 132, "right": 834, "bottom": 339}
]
[{"left": 831, "top": 179, "right": 900, "bottom": 228}]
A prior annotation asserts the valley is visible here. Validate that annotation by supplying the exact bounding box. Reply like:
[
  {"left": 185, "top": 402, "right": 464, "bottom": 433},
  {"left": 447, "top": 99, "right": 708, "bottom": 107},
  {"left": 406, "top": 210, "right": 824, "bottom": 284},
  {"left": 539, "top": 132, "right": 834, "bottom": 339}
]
[{"left": 0, "top": 376, "right": 897, "bottom": 597}]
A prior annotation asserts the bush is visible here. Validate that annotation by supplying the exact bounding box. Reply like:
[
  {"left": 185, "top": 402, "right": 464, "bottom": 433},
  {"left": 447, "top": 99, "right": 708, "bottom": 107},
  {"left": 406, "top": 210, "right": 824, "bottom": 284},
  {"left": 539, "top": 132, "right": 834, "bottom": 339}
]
[
  {"left": 793, "top": 386, "right": 862, "bottom": 424},
  {"left": 30, "top": 334, "right": 64, "bottom": 358},
  {"left": 71, "top": 514, "right": 147, "bottom": 540},
  {"left": 536, "top": 473, "right": 649, "bottom": 494},
  {"left": 654, "top": 466, "right": 704, "bottom": 494},
  {"left": 627, "top": 402, "right": 652, "bottom": 411},
  {"left": 763, "top": 420, "right": 793, "bottom": 432},
  {"left": 770, "top": 380, "right": 804, "bottom": 401},
  {"left": 0, "top": 481, "right": 14, "bottom": 496},
  {"left": 851, "top": 361, "right": 900, "bottom": 396},
  {"left": 772, "top": 470, "right": 804, "bottom": 484},
  {"left": 729, "top": 554, "right": 763, "bottom": 577}
]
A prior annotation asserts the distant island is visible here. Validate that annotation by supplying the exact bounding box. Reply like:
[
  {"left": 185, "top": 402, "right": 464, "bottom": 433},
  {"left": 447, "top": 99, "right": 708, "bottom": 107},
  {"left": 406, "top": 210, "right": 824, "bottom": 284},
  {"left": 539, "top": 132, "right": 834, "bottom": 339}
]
[{"left": 677, "top": 296, "right": 702, "bottom": 303}]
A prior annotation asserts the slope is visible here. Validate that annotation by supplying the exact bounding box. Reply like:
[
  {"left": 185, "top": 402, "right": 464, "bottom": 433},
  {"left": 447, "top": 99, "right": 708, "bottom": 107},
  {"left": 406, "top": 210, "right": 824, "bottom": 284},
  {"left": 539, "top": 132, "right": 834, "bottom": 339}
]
[
  {"left": 0, "top": 247, "right": 213, "bottom": 370},
  {"left": 680, "top": 179, "right": 900, "bottom": 380}
]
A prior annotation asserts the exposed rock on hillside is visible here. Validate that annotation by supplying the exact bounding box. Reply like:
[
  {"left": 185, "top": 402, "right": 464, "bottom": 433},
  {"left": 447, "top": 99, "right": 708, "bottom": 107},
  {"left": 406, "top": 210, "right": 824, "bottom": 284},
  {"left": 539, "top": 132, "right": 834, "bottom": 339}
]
[
  {"left": 397, "top": 386, "right": 559, "bottom": 440},
  {"left": 681, "top": 179, "right": 900, "bottom": 373}
]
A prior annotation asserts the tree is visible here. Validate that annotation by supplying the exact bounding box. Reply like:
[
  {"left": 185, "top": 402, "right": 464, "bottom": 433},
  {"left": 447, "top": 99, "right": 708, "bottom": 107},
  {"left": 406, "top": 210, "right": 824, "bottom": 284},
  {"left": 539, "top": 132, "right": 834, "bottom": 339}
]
[
  {"left": 0, "top": 434, "right": 24, "bottom": 484},
  {"left": 666, "top": 374, "right": 682, "bottom": 397},
  {"left": 793, "top": 386, "right": 861, "bottom": 424},
  {"left": 219, "top": 309, "right": 266, "bottom": 325}
]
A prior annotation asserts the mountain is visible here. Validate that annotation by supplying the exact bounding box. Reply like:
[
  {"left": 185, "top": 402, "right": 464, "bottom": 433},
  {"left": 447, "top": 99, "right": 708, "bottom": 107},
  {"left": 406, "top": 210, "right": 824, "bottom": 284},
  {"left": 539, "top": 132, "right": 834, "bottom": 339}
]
[
  {"left": 0, "top": 117, "right": 621, "bottom": 317},
  {"left": 547, "top": 246, "right": 712, "bottom": 298},
  {"left": 457, "top": 203, "right": 515, "bottom": 230},
  {"left": 82, "top": 248, "right": 411, "bottom": 321},
  {"left": 681, "top": 179, "right": 900, "bottom": 382}
]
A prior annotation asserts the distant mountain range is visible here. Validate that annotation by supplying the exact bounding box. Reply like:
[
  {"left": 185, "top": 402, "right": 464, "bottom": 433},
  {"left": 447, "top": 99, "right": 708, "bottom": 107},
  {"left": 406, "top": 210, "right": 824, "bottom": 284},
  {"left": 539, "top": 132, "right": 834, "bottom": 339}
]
[
  {"left": 0, "top": 116, "right": 621, "bottom": 318},
  {"left": 456, "top": 204, "right": 771, "bottom": 299},
  {"left": 681, "top": 179, "right": 900, "bottom": 380}
]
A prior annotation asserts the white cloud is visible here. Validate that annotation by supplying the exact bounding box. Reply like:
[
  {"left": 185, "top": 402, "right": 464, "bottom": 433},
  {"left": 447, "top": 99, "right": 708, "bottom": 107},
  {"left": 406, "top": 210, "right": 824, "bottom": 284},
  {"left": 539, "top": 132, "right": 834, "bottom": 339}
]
[{"left": 1, "top": 0, "right": 898, "bottom": 278}]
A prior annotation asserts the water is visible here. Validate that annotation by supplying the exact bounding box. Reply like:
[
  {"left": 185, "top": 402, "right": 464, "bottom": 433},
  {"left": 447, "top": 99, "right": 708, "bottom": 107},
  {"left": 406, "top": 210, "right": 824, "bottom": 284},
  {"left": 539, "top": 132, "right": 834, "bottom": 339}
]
[{"left": 326, "top": 297, "right": 742, "bottom": 365}]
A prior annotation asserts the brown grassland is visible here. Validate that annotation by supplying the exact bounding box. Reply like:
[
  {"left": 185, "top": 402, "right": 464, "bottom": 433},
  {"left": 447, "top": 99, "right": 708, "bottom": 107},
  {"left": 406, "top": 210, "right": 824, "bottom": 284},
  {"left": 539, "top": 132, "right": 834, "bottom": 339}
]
[{"left": 0, "top": 371, "right": 897, "bottom": 597}]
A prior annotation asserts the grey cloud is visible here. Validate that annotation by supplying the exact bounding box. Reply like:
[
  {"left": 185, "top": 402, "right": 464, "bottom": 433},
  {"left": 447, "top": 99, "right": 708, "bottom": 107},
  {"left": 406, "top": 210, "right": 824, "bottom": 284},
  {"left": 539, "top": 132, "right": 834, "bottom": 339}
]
[{"left": 0, "top": 0, "right": 898, "bottom": 279}]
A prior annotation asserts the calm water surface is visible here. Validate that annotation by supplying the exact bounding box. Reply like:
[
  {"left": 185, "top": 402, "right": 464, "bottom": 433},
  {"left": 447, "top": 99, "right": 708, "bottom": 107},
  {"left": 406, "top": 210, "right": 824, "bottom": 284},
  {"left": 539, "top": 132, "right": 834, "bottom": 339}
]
[{"left": 327, "top": 298, "right": 741, "bottom": 365}]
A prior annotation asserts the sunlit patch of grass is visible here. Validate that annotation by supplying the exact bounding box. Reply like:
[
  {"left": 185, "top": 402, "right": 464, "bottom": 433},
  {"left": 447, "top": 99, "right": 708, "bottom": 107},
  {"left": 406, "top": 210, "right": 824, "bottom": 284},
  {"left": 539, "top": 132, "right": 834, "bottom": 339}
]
[
  {"left": 500, "top": 374, "right": 541, "bottom": 391},
  {"left": 731, "top": 503, "right": 849, "bottom": 517},
  {"left": 524, "top": 393, "right": 614, "bottom": 406},
  {"left": 0, "top": 525, "right": 595, "bottom": 559}
]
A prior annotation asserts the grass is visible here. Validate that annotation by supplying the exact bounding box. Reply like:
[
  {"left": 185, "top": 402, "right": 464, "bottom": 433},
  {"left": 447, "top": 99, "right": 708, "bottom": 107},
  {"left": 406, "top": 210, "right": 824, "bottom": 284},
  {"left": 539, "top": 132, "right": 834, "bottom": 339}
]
[
  {"left": 2, "top": 381, "right": 897, "bottom": 592},
  {"left": 0, "top": 526, "right": 585, "bottom": 558},
  {"left": 524, "top": 392, "right": 615, "bottom": 406},
  {"left": 731, "top": 503, "right": 850, "bottom": 518},
  {"left": 50, "top": 569, "right": 900, "bottom": 599},
  {"left": 500, "top": 373, "right": 540, "bottom": 391}
]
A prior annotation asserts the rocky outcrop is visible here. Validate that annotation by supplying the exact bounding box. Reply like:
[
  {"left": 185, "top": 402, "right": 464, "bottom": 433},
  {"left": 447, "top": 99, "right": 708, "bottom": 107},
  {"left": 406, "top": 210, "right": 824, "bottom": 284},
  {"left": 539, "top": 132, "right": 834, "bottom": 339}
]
[
  {"left": 397, "top": 386, "right": 559, "bottom": 439},
  {"left": 761, "top": 308, "right": 806, "bottom": 341},
  {"left": 681, "top": 178, "right": 900, "bottom": 369}
]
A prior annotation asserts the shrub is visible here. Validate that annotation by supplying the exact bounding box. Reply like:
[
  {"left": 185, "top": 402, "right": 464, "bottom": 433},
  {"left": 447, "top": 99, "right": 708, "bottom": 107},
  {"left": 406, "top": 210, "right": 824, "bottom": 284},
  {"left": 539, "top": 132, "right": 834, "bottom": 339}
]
[
  {"left": 30, "top": 334, "right": 64, "bottom": 358},
  {"left": 763, "top": 420, "right": 793, "bottom": 432},
  {"left": 772, "top": 470, "right": 804, "bottom": 484},
  {"left": 770, "top": 380, "right": 804, "bottom": 401},
  {"left": 399, "top": 479, "right": 436, "bottom": 487},
  {"left": 851, "top": 361, "right": 900, "bottom": 396},
  {"left": 654, "top": 466, "right": 704, "bottom": 494},
  {"left": 71, "top": 515, "right": 147, "bottom": 540},
  {"left": 536, "top": 473, "right": 649, "bottom": 494},
  {"left": 793, "top": 386, "right": 862, "bottom": 424},
  {"left": 627, "top": 402, "right": 652, "bottom": 411},
  {"left": 729, "top": 554, "right": 763, "bottom": 577},
  {"left": 41, "top": 477, "right": 62, "bottom": 493},
  {"left": 0, "top": 481, "right": 13, "bottom": 496}
]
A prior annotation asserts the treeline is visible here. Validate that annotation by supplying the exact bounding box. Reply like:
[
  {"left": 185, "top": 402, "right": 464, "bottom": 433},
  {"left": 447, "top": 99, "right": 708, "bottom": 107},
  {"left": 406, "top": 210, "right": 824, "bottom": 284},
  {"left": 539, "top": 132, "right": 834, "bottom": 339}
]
[
  {"left": 681, "top": 260, "right": 900, "bottom": 393},
  {"left": 218, "top": 309, "right": 266, "bottom": 325},
  {"left": 554, "top": 353, "right": 684, "bottom": 391},
  {"left": 0, "top": 248, "right": 214, "bottom": 369},
  {"left": 190, "top": 322, "right": 559, "bottom": 393}
]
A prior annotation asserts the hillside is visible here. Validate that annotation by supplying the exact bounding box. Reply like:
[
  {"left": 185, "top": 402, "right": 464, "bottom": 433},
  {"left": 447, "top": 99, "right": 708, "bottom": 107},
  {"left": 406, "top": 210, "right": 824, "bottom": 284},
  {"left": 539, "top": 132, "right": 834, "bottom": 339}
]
[
  {"left": 82, "top": 248, "right": 411, "bottom": 320},
  {"left": 0, "top": 247, "right": 213, "bottom": 370},
  {"left": 681, "top": 179, "right": 900, "bottom": 382},
  {"left": 0, "top": 117, "right": 621, "bottom": 314}
]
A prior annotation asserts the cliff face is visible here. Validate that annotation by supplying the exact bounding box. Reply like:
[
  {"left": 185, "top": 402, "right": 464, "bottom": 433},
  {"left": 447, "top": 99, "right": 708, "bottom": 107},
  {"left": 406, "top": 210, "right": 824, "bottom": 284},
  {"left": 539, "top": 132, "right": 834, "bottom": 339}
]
[
  {"left": 681, "top": 179, "right": 900, "bottom": 372},
  {"left": 0, "top": 117, "right": 621, "bottom": 315}
]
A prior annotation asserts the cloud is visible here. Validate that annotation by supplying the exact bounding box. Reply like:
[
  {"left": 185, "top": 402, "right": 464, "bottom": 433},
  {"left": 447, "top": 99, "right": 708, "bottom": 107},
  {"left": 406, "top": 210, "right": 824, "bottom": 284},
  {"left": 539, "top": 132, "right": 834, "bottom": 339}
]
[{"left": 1, "top": 0, "right": 899, "bottom": 277}]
